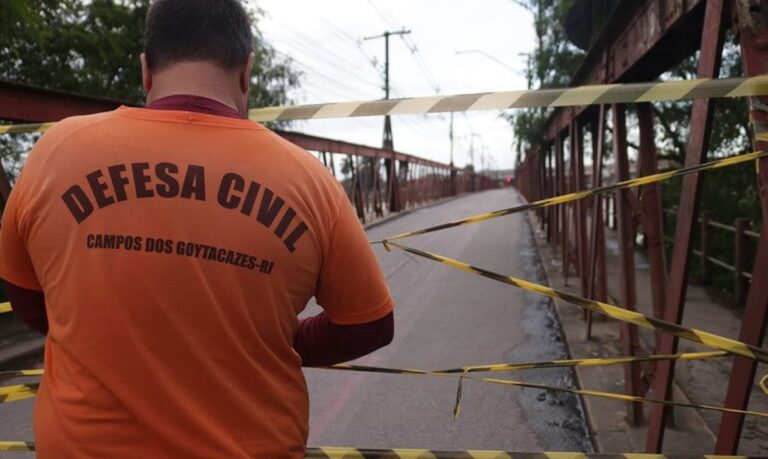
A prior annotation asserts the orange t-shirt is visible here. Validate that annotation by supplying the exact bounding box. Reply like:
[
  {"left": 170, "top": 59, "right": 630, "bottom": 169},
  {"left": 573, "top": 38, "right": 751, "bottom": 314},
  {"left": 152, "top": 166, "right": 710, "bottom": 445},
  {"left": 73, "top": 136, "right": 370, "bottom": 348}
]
[{"left": 0, "top": 107, "right": 393, "bottom": 458}]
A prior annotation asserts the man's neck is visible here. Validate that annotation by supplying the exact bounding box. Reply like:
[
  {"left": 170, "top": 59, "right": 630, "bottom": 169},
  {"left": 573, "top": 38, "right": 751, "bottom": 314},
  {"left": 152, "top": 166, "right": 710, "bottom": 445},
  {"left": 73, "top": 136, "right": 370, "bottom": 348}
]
[
  {"left": 145, "top": 62, "right": 245, "bottom": 115},
  {"left": 146, "top": 95, "right": 245, "bottom": 120}
]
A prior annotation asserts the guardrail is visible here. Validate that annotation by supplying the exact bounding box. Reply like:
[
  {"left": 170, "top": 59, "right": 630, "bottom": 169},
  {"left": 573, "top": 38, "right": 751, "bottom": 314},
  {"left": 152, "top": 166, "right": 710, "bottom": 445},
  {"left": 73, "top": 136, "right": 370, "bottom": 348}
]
[{"left": 599, "top": 193, "right": 759, "bottom": 306}]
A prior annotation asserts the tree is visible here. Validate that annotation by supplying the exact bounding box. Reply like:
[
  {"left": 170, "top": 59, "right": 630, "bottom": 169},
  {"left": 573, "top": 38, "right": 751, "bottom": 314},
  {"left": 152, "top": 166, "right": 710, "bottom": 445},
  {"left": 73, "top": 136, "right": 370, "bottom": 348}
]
[
  {"left": 0, "top": 0, "right": 301, "bottom": 179},
  {"left": 506, "top": 0, "right": 585, "bottom": 163},
  {"left": 509, "top": 0, "right": 759, "bottom": 296}
]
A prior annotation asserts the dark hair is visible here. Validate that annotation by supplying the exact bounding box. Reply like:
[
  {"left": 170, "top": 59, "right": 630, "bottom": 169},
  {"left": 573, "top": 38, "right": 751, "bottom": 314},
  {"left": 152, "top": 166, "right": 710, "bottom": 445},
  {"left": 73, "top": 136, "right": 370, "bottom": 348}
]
[{"left": 144, "top": 0, "right": 254, "bottom": 71}]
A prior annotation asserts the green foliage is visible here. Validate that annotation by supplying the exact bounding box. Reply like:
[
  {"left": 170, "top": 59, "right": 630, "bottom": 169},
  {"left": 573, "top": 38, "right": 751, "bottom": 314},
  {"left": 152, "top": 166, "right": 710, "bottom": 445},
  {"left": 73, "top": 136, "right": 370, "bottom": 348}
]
[
  {"left": 510, "top": 2, "right": 761, "bottom": 299},
  {"left": 506, "top": 0, "right": 585, "bottom": 163}
]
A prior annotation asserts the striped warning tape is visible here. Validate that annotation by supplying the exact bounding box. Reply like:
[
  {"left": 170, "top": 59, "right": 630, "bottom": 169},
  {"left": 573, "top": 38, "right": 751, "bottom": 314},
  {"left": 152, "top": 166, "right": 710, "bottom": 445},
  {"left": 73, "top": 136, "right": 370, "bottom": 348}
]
[
  {"left": 0, "top": 369, "right": 43, "bottom": 378},
  {"left": 425, "top": 351, "right": 726, "bottom": 374},
  {"left": 382, "top": 241, "right": 768, "bottom": 364},
  {"left": 248, "top": 76, "right": 768, "bottom": 122},
  {"left": 322, "top": 362, "right": 768, "bottom": 419},
  {"left": 305, "top": 450, "right": 759, "bottom": 459},
  {"left": 0, "top": 444, "right": 753, "bottom": 458},
  {"left": 373, "top": 149, "right": 768, "bottom": 243},
  {"left": 0, "top": 442, "right": 35, "bottom": 452},
  {"left": 326, "top": 351, "right": 726, "bottom": 376},
  {"left": 0, "top": 122, "right": 54, "bottom": 135},
  {"left": 3, "top": 77, "right": 768, "bottom": 135},
  {"left": 0, "top": 383, "right": 38, "bottom": 403}
]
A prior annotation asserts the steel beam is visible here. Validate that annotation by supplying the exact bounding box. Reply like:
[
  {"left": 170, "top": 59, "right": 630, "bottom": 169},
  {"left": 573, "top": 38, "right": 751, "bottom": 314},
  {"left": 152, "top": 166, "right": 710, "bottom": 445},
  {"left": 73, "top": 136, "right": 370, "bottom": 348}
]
[
  {"left": 586, "top": 106, "right": 608, "bottom": 338},
  {"left": 0, "top": 80, "right": 131, "bottom": 122},
  {"left": 613, "top": 103, "right": 645, "bottom": 426},
  {"left": 714, "top": 0, "right": 768, "bottom": 451},
  {"left": 637, "top": 103, "right": 668, "bottom": 351},
  {"left": 274, "top": 130, "right": 451, "bottom": 169},
  {"left": 645, "top": 0, "right": 730, "bottom": 451},
  {"left": 546, "top": 0, "right": 706, "bottom": 139}
]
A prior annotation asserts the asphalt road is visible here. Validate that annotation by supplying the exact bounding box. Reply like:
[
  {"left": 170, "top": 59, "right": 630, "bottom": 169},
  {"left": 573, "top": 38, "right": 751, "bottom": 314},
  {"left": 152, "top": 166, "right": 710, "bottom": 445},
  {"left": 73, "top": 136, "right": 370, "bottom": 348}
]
[
  {"left": 0, "top": 188, "right": 592, "bottom": 456},
  {"left": 303, "top": 188, "right": 591, "bottom": 452}
]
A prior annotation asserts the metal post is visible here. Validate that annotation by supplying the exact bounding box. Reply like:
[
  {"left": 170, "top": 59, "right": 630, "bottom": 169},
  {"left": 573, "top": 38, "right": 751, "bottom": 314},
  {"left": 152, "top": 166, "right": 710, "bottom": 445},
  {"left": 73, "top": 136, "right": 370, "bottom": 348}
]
[
  {"left": 586, "top": 105, "right": 607, "bottom": 338},
  {"left": 573, "top": 120, "right": 588, "bottom": 298},
  {"left": 637, "top": 102, "right": 668, "bottom": 348},
  {"left": 700, "top": 211, "right": 711, "bottom": 284},
  {"left": 714, "top": 4, "right": 768, "bottom": 446},
  {"left": 612, "top": 103, "right": 644, "bottom": 426},
  {"left": 645, "top": 0, "right": 729, "bottom": 451},
  {"left": 556, "top": 135, "right": 567, "bottom": 272},
  {"left": 733, "top": 218, "right": 750, "bottom": 307}
]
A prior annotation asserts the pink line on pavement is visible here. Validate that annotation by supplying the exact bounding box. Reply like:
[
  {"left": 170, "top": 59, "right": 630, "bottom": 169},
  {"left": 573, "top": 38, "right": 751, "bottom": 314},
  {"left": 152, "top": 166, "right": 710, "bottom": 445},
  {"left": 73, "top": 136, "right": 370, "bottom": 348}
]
[{"left": 308, "top": 354, "right": 381, "bottom": 442}]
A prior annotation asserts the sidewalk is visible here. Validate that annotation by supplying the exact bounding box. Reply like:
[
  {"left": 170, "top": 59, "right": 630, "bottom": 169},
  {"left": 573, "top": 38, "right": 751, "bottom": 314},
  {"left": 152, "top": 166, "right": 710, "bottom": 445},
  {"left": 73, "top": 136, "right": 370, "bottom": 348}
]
[{"left": 527, "top": 211, "right": 768, "bottom": 455}]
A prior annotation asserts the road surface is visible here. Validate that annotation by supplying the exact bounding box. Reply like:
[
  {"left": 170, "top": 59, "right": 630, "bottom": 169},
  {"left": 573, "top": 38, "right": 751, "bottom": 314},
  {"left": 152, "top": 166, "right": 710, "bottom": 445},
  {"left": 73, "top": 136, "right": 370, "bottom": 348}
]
[{"left": 0, "top": 188, "right": 592, "bottom": 455}]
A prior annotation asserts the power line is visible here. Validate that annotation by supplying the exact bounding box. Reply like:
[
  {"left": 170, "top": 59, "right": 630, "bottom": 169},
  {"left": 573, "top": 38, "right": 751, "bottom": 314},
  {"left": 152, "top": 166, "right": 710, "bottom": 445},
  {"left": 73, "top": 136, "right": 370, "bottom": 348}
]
[
  {"left": 364, "top": 0, "right": 441, "bottom": 94},
  {"left": 267, "top": 26, "right": 383, "bottom": 91}
]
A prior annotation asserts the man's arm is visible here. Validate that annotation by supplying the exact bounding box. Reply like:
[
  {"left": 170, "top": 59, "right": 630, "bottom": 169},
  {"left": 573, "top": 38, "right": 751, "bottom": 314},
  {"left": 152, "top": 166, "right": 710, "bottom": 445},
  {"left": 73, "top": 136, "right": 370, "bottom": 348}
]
[
  {"left": 3, "top": 281, "right": 48, "bottom": 335},
  {"left": 293, "top": 311, "right": 393, "bottom": 366}
]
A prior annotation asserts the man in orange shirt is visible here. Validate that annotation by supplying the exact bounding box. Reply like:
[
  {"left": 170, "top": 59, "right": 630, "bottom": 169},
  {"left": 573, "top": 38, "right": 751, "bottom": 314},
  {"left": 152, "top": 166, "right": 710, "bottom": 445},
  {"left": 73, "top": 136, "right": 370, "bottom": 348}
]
[{"left": 0, "top": 0, "right": 394, "bottom": 457}]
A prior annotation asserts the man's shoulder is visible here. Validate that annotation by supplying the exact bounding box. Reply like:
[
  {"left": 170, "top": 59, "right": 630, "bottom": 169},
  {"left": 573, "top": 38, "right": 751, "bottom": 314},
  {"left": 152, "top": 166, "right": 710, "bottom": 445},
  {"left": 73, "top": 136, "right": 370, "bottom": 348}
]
[{"left": 35, "top": 111, "right": 123, "bottom": 151}]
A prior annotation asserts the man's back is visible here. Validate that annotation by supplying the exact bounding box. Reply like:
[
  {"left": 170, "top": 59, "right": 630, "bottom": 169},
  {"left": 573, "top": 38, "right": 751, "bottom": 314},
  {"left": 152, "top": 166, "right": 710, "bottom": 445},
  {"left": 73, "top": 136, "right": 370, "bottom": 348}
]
[{"left": 0, "top": 107, "right": 393, "bottom": 458}]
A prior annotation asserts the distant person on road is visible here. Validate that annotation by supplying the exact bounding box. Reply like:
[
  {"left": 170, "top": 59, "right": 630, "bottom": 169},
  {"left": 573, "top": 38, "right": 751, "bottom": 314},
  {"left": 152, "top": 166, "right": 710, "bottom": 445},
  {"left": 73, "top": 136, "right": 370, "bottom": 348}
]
[{"left": 0, "top": 0, "right": 394, "bottom": 457}]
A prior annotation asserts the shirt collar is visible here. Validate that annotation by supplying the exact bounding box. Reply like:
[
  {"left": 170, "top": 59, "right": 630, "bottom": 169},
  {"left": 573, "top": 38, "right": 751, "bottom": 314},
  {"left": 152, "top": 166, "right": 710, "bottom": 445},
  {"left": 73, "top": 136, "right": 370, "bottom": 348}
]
[{"left": 145, "top": 95, "right": 245, "bottom": 120}]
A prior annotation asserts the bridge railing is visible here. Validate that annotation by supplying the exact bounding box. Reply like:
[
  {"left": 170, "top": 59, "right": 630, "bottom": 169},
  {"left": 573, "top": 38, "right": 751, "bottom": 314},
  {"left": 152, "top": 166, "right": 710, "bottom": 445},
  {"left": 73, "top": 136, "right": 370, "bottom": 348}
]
[{"left": 276, "top": 130, "right": 498, "bottom": 225}]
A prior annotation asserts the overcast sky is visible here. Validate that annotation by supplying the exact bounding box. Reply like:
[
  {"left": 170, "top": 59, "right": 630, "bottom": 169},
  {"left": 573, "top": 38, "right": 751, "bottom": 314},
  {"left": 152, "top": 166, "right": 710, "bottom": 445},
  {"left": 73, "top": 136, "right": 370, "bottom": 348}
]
[{"left": 253, "top": 0, "right": 535, "bottom": 170}]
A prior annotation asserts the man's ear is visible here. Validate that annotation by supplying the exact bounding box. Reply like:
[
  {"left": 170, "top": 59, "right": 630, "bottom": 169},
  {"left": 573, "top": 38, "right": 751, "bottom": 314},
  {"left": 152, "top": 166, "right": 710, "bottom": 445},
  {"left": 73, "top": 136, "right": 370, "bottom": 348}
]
[
  {"left": 240, "top": 52, "right": 256, "bottom": 93},
  {"left": 140, "top": 53, "right": 152, "bottom": 94}
]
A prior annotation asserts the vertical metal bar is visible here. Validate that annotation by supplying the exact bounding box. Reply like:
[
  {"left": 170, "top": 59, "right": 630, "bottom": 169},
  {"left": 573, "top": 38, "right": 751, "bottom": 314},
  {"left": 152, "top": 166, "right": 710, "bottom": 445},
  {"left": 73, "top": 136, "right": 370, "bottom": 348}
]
[
  {"left": 700, "top": 211, "right": 711, "bottom": 284},
  {"left": 637, "top": 103, "right": 668, "bottom": 350},
  {"left": 547, "top": 146, "right": 556, "bottom": 243},
  {"left": 612, "top": 103, "right": 644, "bottom": 426},
  {"left": 564, "top": 131, "right": 574, "bottom": 283},
  {"left": 574, "top": 120, "right": 588, "bottom": 298},
  {"left": 733, "top": 218, "right": 750, "bottom": 307},
  {"left": 0, "top": 164, "right": 13, "bottom": 203},
  {"left": 646, "top": 0, "right": 729, "bottom": 451},
  {"left": 586, "top": 105, "right": 607, "bottom": 338},
  {"left": 556, "top": 135, "right": 566, "bottom": 272}
]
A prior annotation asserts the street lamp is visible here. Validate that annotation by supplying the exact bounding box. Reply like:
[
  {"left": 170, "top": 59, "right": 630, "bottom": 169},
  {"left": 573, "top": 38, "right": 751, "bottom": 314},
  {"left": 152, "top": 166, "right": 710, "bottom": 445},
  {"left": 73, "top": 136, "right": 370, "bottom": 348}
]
[{"left": 455, "top": 49, "right": 516, "bottom": 72}]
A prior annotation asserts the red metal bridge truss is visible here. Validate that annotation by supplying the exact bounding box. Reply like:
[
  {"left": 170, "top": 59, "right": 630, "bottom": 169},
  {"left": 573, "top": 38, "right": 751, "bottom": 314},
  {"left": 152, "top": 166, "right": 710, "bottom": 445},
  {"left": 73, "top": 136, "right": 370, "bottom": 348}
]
[
  {"left": 514, "top": 0, "right": 768, "bottom": 453},
  {"left": 0, "top": 80, "right": 497, "bottom": 226}
]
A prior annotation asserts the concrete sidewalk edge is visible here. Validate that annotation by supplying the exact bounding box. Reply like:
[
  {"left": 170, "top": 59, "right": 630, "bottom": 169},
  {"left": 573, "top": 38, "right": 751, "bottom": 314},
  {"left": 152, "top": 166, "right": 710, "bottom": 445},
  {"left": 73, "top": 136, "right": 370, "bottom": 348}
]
[{"left": 524, "top": 210, "right": 716, "bottom": 453}]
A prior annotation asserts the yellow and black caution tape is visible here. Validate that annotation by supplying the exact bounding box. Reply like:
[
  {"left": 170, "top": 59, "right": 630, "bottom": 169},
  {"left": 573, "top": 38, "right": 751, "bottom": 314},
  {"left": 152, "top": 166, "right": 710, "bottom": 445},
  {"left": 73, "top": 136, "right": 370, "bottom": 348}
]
[
  {"left": 0, "top": 122, "right": 54, "bottom": 135},
  {"left": 305, "top": 449, "right": 756, "bottom": 459},
  {"left": 321, "top": 362, "right": 768, "bottom": 419},
  {"left": 4, "top": 77, "right": 768, "bottom": 135},
  {"left": 0, "top": 383, "right": 38, "bottom": 403},
  {"left": 248, "top": 76, "right": 768, "bottom": 122},
  {"left": 0, "top": 369, "right": 43, "bottom": 379},
  {"left": 0, "top": 443, "right": 755, "bottom": 458},
  {"left": 374, "top": 150, "right": 768, "bottom": 243},
  {"left": 328, "top": 351, "right": 725, "bottom": 376},
  {"left": 381, "top": 241, "right": 768, "bottom": 365},
  {"left": 0, "top": 441, "right": 35, "bottom": 452},
  {"left": 433, "top": 351, "right": 725, "bottom": 374}
]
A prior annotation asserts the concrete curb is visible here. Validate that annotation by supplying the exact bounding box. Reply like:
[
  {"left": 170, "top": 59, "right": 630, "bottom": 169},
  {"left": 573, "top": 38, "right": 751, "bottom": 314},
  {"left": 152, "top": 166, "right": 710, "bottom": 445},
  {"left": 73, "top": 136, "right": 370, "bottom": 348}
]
[{"left": 524, "top": 210, "right": 716, "bottom": 453}]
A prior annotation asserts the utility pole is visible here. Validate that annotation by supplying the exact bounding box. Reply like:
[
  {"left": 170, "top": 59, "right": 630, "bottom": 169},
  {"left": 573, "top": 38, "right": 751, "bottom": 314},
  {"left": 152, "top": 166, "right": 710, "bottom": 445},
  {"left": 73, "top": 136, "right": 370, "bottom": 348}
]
[
  {"left": 364, "top": 28, "right": 411, "bottom": 211},
  {"left": 449, "top": 112, "right": 456, "bottom": 195},
  {"left": 364, "top": 29, "right": 411, "bottom": 149}
]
